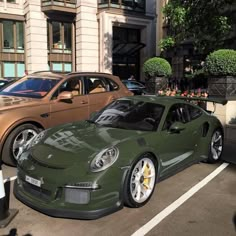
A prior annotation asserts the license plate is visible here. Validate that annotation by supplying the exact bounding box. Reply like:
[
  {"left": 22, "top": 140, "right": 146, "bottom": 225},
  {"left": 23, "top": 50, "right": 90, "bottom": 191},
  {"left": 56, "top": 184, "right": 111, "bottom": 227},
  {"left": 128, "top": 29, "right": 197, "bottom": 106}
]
[{"left": 25, "top": 175, "right": 41, "bottom": 187}]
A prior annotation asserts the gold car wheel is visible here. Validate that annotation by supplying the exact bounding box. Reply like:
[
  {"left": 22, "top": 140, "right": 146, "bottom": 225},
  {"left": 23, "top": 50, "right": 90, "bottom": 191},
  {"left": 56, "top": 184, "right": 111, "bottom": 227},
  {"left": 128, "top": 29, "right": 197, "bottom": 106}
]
[
  {"left": 130, "top": 157, "right": 156, "bottom": 204},
  {"left": 13, "top": 129, "right": 38, "bottom": 160}
]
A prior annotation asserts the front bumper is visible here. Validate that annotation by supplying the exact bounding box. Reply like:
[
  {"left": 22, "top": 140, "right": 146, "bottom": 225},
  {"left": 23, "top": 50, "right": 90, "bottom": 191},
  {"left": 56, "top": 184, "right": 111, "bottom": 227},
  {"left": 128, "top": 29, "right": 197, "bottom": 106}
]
[
  {"left": 14, "top": 164, "right": 128, "bottom": 220},
  {"left": 14, "top": 180, "right": 123, "bottom": 219}
]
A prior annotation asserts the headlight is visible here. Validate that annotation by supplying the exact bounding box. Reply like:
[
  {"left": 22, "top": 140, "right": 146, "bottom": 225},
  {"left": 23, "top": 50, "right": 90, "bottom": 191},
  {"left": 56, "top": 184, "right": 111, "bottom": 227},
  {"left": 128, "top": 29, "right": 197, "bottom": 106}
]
[
  {"left": 27, "top": 130, "right": 46, "bottom": 149},
  {"left": 90, "top": 147, "right": 119, "bottom": 172}
]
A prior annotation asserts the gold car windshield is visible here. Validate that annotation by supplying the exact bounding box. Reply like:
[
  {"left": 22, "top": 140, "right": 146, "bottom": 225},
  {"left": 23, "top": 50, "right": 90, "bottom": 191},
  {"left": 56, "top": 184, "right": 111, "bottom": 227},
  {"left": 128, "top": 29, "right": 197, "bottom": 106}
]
[{"left": 0, "top": 77, "right": 60, "bottom": 98}]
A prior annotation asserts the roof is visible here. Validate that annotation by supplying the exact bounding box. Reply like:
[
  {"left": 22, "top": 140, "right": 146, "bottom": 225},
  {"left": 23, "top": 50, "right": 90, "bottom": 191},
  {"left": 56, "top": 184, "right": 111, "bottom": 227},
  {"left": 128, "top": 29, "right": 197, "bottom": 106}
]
[{"left": 29, "top": 71, "right": 118, "bottom": 80}]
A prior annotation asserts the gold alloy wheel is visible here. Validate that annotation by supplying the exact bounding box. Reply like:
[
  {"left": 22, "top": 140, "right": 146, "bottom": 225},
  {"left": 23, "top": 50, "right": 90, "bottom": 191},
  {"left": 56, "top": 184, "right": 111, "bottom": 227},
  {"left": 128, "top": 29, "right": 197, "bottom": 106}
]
[{"left": 13, "top": 129, "right": 38, "bottom": 160}]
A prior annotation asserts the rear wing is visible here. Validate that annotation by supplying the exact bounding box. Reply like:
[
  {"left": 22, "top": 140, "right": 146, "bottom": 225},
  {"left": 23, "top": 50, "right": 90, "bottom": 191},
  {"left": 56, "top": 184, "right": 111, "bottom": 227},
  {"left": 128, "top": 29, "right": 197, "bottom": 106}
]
[
  {"left": 174, "top": 96, "right": 227, "bottom": 114},
  {"left": 174, "top": 96, "right": 227, "bottom": 105}
]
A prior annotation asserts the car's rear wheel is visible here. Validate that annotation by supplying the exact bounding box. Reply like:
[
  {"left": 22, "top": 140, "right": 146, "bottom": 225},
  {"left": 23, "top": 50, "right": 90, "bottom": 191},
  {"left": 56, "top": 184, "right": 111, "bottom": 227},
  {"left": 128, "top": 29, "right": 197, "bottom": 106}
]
[
  {"left": 207, "top": 129, "right": 223, "bottom": 163},
  {"left": 2, "top": 124, "right": 41, "bottom": 166},
  {"left": 124, "top": 154, "right": 157, "bottom": 208}
]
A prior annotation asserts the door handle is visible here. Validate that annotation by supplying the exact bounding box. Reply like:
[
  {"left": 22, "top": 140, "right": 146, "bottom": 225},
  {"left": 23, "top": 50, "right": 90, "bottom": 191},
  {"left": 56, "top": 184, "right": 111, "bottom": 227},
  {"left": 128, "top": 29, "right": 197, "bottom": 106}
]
[{"left": 80, "top": 100, "right": 88, "bottom": 104}]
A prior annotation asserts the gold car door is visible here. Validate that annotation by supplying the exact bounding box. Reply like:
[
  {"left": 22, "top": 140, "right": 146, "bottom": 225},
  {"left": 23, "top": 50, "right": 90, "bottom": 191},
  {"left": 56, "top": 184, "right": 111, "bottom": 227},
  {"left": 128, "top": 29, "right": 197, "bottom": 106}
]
[
  {"left": 86, "top": 76, "right": 119, "bottom": 115},
  {"left": 48, "top": 77, "right": 89, "bottom": 127}
]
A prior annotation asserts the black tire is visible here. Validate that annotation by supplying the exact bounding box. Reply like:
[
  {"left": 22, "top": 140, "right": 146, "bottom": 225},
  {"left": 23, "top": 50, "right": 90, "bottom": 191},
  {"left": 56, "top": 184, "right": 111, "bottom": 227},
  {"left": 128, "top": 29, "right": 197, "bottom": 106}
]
[
  {"left": 2, "top": 124, "right": 41, "bottom": 166},
  {"left": 123, "top": 154, "right": 157, "bottom": 208},
  {"left": 207, "top": 128, "right": 224, "bottom": 163}
]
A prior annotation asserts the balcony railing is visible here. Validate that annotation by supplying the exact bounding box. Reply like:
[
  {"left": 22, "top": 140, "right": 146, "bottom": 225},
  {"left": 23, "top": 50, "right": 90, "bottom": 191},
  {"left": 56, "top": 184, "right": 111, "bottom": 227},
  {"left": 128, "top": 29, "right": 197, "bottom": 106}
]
[
  {"left": 98, "top": 0, "right": 145, "bottom": 13},
  {"left": 41, "top": 0, "right": 76, "bottom": 13}
]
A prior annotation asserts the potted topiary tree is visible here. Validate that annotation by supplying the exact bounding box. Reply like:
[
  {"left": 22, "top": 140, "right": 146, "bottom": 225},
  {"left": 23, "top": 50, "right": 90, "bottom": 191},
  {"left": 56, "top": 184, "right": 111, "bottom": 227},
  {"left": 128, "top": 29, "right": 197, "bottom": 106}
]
[
  {"left": 143, "top": 57, "right": 172, "bottom": 94},
  {"left": 204, "top": 49, "right": 236, "bottom": 100}
]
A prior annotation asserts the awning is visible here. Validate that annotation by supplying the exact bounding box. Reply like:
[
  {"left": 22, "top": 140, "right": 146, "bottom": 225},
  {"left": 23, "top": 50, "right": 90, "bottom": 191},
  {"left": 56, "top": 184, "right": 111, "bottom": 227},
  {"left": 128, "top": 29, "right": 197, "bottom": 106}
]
[{"left": 113, "top": 42, "right": 146, "bottom": 57}]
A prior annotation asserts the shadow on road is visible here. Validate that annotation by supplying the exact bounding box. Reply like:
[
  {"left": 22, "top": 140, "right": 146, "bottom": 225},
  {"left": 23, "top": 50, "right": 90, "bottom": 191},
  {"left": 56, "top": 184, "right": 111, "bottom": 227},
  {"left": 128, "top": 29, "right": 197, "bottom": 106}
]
[
  {"left": 1, "top": 228, "right": 32, "bottom": 236},
  {"left": 222, "top": 140, "right": 236, "bottom": 164},
  {"left": 233, "top": 213, "right": 236, "bottom": 232}
]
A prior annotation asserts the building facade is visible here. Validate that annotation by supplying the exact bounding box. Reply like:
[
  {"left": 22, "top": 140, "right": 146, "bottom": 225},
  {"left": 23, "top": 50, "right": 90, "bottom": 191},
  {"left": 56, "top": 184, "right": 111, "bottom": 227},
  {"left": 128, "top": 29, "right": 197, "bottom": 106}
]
[{"left": 0, "top": 0, "right": 157, "bottom": 81}]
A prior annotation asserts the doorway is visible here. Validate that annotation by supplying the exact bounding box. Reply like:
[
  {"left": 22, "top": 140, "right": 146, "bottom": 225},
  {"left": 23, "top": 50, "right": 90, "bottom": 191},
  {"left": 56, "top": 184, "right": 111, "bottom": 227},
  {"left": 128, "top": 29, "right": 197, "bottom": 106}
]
[{"left": 112, "top": 26, "right": 145, "bottom": 81}]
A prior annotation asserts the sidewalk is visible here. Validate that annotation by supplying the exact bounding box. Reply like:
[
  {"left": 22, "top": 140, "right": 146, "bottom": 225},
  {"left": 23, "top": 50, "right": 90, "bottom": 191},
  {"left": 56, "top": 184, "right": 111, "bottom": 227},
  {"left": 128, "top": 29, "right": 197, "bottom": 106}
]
[{"left": 222, "top": 139, "right": 236, "bottom": 164}]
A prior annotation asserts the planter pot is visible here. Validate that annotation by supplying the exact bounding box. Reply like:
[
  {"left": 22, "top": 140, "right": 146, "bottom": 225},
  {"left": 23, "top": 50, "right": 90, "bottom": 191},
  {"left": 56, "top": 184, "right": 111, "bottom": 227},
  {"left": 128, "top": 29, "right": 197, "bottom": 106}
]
[
  {"left": 208, "top": 76, "right": 236, "bottom": 100},
  {"left": 145, "top": 76, "right": 168, "bottom": 94}
]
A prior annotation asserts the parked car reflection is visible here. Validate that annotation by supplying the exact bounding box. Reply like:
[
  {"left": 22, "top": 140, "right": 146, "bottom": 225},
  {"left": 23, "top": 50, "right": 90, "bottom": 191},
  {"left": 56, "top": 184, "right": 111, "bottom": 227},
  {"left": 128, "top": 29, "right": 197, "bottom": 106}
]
[{"left": 122, "top": 80, "right": 147, "bottom": 95}]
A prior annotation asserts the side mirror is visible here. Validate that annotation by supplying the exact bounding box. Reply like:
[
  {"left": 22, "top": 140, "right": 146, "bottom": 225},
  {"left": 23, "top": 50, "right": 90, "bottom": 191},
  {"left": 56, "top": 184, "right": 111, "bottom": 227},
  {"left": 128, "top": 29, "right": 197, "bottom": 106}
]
[
  {"left": 169, "top": 122, "right": 185, "bottom": 134},
  {"left": 57, "top": 91, "right": 73, "bottom": 101}
]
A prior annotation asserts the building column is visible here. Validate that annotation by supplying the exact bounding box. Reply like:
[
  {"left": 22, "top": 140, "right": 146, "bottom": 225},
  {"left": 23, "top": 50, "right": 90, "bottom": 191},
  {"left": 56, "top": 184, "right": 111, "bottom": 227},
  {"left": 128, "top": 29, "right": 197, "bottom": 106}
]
[
  {"left": 24, "top": 0, "right": 48, "bottom": 73},
  {"left": 98, "top": 11, "right": 112, "bottom": 73},
  {"left": 76, "top": 1, "right": 99, "bottom": 72}
]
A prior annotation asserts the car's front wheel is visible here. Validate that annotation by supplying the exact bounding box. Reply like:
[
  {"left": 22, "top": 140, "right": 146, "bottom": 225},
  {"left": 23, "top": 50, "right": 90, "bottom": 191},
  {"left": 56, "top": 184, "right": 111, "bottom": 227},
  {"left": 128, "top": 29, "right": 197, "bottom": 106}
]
[
  {"left": 2, "top": 124, "right": 41, "bottom": 166},
  {"left": 207, "top": 129, "right": 223, "bottom": 163},
  {"left": 124, "top": 154, "right": 157, "bottom": 208}
]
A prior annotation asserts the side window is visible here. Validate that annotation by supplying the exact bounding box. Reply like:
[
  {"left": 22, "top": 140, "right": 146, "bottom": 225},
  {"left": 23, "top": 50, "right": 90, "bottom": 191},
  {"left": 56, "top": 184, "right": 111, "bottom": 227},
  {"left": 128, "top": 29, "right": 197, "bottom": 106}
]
[
  {"left": 107, "top": 78, "right": 119, "bottom": 91},
  {"left": 51, "top": 77, "right": 82, "bottom": 99},
  {"left": 178, "top": 104, "right": 190, "bottom": 123},
  {"left": 88, "top": 77, "right": 108, "bottom": 94},
  {"left": 163, "top": 105, "right": 182, "bottom": 130},
  {"left": 188, "top": 104, "right": 202, "bottom": 120}
]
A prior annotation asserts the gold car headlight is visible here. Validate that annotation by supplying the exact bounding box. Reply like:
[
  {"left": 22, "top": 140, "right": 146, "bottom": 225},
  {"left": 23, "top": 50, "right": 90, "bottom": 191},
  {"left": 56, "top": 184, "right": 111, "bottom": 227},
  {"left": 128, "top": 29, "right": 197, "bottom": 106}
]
[{"left": 90, "top": 147, "right": 119, "bottom": 172}]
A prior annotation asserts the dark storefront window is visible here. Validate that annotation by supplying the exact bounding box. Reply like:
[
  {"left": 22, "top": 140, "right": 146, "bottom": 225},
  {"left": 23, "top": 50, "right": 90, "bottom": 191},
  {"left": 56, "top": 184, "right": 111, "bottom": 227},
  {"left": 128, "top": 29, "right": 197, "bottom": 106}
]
[{"left": 112, "top": 27, "right": 145, "bottom": 81}]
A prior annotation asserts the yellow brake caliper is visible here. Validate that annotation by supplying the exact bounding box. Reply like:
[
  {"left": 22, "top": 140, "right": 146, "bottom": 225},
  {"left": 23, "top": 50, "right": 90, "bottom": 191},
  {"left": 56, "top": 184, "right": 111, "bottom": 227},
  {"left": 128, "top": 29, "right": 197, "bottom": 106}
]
[{"left": 143, "top": 163, "right": 151, "bottom": 189}]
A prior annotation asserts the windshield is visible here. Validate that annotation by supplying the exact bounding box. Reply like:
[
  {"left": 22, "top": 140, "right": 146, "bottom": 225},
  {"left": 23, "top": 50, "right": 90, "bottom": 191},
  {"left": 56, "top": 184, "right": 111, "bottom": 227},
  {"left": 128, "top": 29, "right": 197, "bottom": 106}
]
[
  {"left": 91, "top": 99, "right": 164, "bottom": 131},
  {"left": 0, "top": 77, "right": 60, "bottom": 98}
]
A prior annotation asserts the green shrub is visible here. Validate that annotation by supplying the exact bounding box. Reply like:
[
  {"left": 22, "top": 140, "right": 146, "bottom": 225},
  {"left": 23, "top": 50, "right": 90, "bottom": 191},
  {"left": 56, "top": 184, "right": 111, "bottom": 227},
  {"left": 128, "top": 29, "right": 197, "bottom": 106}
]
[
  {"left": 143, "top": 57, "right": 172, "bottom": 79},
  {"left": 204, "top": 49, "right": 236, "bottom": 76}
]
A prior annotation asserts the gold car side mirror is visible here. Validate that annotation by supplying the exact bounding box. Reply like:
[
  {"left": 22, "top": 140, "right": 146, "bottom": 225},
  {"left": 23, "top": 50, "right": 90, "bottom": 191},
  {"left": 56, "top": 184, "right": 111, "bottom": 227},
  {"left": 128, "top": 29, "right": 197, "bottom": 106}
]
[{"left": 57, "top": 91, "right": 74, "bottom": 101}]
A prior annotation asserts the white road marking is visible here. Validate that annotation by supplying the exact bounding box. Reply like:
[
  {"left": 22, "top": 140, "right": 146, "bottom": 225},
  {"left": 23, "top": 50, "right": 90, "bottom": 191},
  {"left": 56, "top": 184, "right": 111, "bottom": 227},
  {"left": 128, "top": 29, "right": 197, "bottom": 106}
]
[
  {"left": 131, "top": 162, "right": 229, "bottom": 236},
  {"left": 4, "top": 175, "right": 17, "bottom": 183}
]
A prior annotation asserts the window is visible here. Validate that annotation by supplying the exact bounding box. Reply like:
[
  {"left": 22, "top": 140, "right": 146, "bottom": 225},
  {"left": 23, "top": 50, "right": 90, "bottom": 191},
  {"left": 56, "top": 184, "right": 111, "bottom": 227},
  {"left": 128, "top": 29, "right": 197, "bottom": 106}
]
[
  {"left": 87, "top": 77, "right": 108, "bottom": 94},
  {"left": 187, "top": 104, "right": 202, "bottom": 120},
  {"left": 16, "top": 22, "right": 24, "bottom": 51},
  {"left": 1, "top": 77, "right": 60, "bottom": 98},
  {"left": 3, "top": 20, "right": 24, "bottom": 53},
  {"left": 49, "top": 21, "right": 72, "bottom": 53},
  {"left": 47, "top": 21, "right": 73, "bottom": 72},
  {"left": 92, "top": 100, "right": 164, "bottom": 131},
  {"left": 3, "top": 62, "right": 25, "bottom": 78},
  {"left": 52, "top": 77, "right": 83, "bottom": 99},
  {"left": 163, "top": 105, "right": 182, "bottom": 130},
  {"left": 98, "top": 0, "right": 145, "bottom": 12},
  {"left": 3, "top": 21, "right": 13, "bottom": 50},
  {"left": 51, "top": 62, "right": 72, "bottom": 72}
]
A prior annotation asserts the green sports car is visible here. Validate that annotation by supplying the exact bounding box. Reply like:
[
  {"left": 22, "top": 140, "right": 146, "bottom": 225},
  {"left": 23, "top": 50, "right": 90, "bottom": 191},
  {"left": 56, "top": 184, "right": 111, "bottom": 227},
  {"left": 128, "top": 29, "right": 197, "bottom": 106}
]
[{"left": 14, "top": 96, "right": 224, "bottom": 219}]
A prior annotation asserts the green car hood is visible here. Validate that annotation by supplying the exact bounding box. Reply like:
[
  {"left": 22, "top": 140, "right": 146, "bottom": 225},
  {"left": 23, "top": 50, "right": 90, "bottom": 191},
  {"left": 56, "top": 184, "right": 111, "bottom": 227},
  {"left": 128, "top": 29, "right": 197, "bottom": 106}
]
[{"left": 30, "top": 121, "right": 144, "bottom": 169}]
